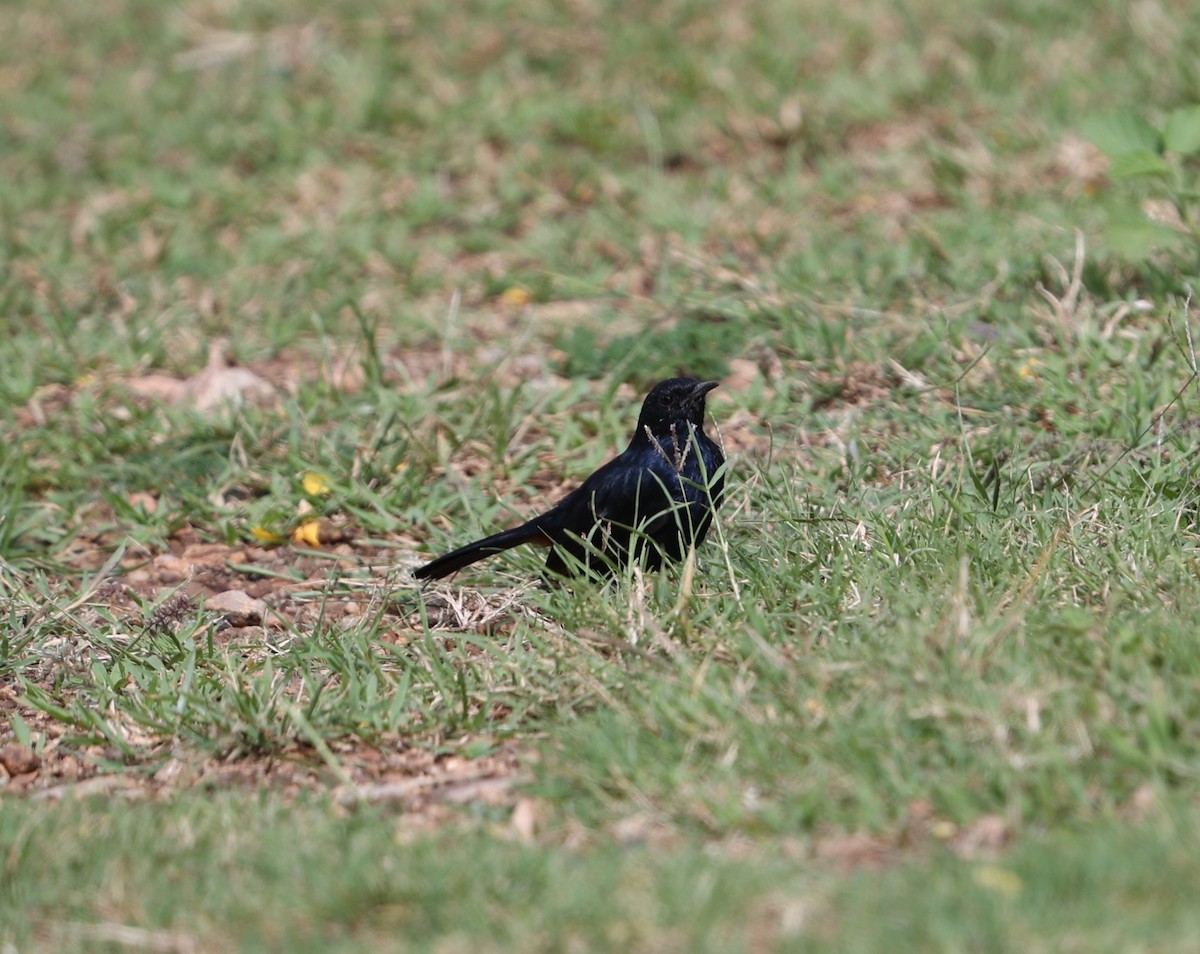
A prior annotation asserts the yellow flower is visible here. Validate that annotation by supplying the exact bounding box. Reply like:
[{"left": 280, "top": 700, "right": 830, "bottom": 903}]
[
  {"left": 292, "top": 519, "right": 323, "bottom": 547},
  {"left": 302, "top": 472, "right": 332, "bottom": 496},
  {"left": 499, "top": 286, "right": 532, "bottom": 307}
]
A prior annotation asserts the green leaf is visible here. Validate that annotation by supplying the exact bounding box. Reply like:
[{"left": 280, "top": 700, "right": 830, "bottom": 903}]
[
  {"left": 1081, "top": 112, "right": 1162, "bottom": 158},
  {"left": 1109, "top": 149, "right": 1171, "bottom": 179},
  {"left": 1164, "top": 105, "right": 1200, "bottom": 155},
  {"left": 7, "top": 710, "right": 32, "bottom": 747},
  {"left": 1103, "top": 207, "right": 1186, "bottom": 260}
]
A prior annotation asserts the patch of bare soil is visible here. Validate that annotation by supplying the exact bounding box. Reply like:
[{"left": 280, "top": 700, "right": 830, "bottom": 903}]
[
  {"left": 0, "top": 524, "right": 532, "bottom": 818},
  {"left": 0, "top": 709, "right": 525, "bottom": 826}
]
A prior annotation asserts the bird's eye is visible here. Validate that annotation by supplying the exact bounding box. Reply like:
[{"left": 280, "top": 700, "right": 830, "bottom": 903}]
[{"left": 658, "top": 392, "right": 672, "bottom": 406}]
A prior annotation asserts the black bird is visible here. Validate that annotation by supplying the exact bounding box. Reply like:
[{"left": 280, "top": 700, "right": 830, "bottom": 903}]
[{"left": 413, "top": 377, "right": 725, "bottom": 580}]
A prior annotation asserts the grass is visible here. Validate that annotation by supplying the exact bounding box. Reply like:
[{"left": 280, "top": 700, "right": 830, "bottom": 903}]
[
  {"left": 3, "top": 0, "right": 1200, "bottom": 950},
  {"left": 5, "top": 795, "right": 1200, "bottom": 952}
]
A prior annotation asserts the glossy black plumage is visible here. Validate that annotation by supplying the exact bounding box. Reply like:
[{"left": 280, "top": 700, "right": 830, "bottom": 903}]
[{"left": 413, "top": 377, "right": 725, "bottom": 580}]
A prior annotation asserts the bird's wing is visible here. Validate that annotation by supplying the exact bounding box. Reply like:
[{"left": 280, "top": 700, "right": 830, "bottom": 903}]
[{"left": 558, "top": 451, "right": 684, "bottom": 527}]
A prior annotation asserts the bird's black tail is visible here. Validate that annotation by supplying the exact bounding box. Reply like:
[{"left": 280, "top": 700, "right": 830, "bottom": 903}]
[{"left": 412, "top": 521, "right": 550, "bottom": 580}]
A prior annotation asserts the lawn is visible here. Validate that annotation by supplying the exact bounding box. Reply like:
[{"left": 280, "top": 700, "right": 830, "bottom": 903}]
[{"left": 3, "top": 0, "right": 1200, "bottom": 950}]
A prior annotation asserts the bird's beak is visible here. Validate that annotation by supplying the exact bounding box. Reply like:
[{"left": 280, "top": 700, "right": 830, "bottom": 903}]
[{"left": 693, "top": 380, "right": 720, "bottom": 399}]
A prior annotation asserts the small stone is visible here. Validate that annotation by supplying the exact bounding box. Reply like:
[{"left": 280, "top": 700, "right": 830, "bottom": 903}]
[
  {"left": 182, "top": 543, "right": 240, "bottom": 567},
  {"left": 0, "top": 744, "right": 40, "bottom": 777},
  {"left": 204, "top": 590, "right": 267, "bottom": 627},
  {"left": 127, "top": 492, "right": 158, "bottom": 513},
  {"left": 152, "top": 553, "right": 192, "bottom": 583}
]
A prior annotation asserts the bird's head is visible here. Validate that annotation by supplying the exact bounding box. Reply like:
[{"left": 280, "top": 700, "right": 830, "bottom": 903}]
[{"left": 635, "top": 377, "right": 719, "bottom": 435}]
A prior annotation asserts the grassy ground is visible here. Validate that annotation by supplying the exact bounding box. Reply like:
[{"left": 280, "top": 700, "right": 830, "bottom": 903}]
[{"left": 3, "top": 0, "right": 1200, "bottom": 950}]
